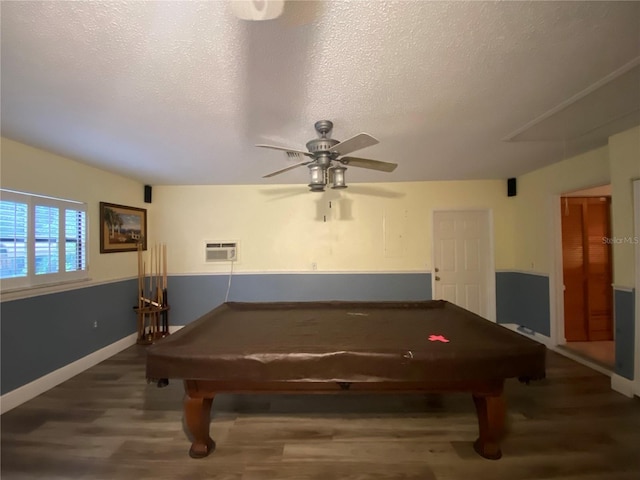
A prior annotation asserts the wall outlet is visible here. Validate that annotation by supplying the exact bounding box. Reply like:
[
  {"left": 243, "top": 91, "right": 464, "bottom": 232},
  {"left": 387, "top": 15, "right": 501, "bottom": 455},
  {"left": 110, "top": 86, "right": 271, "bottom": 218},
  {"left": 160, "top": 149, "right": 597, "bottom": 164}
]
[
  {"left": 312, "top": 262, "right": 317, "bottom": 271},
  {"left": 93, "top": 321, "right": 98, "bottom": 329}
]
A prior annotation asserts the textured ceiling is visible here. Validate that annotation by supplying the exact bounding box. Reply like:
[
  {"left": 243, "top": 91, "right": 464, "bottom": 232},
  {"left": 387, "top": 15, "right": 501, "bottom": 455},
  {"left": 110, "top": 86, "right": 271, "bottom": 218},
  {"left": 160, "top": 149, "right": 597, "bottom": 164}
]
[{"left": 1, "top": 1, "right": 639, "bottom": 186}]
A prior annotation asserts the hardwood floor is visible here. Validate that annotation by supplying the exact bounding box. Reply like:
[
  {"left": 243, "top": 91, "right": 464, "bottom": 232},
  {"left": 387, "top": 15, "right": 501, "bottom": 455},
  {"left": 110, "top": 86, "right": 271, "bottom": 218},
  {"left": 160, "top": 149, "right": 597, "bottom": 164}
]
[
  {"left": 562, "top": 341, "right": 615, "bottom": 369},
  {"left": 2, "top": 345, "right": 640, "bottom": 480}
]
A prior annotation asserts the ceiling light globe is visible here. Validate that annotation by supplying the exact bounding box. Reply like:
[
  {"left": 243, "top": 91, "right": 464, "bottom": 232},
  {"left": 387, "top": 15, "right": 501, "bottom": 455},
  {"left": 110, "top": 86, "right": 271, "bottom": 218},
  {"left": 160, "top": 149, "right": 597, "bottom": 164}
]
[
  {"left": 308, "top": 164, "right": 326, "bottom": 191},
  {"left": 330, "top": 166, "right": 347, "bottom": 189}
]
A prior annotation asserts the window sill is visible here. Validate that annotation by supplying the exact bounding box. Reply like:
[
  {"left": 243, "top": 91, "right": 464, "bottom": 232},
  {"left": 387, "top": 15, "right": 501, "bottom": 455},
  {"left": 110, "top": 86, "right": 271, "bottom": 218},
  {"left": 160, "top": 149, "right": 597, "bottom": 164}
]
[{"left": 0, "top": 277, "right": 93, "bottom": 302}]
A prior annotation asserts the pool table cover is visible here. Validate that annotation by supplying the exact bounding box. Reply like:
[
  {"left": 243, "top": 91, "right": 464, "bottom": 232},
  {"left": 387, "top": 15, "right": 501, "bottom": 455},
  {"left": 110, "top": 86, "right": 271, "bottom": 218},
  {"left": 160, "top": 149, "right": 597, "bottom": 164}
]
[{"left": 146, "top": 300, "right": 546, "bottom": 384}]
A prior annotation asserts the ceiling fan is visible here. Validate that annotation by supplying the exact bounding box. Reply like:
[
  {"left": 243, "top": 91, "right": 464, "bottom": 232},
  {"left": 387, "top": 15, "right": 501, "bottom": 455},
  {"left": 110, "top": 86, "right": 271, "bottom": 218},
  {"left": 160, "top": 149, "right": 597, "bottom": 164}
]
[{"left": 257, "top": 120, "right": 398, "bottom": 192}]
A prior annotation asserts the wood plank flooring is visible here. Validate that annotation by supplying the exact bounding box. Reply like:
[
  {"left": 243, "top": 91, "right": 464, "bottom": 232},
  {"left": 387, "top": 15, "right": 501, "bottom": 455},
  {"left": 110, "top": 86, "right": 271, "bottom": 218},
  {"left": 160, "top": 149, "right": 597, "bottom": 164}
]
[
  {"left": 2, "top": 345, "right": 640, "bottom": 479},
  {"left": 562, "top": 341, "right": 615, "bottom": 369}
]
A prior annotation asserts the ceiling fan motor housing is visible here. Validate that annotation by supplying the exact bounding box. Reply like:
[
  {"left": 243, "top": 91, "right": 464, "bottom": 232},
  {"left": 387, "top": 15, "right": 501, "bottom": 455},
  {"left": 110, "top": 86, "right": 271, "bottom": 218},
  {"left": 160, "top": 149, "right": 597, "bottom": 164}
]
[{"left": 306, "top": 138, "right": 339, "bottom": 154}]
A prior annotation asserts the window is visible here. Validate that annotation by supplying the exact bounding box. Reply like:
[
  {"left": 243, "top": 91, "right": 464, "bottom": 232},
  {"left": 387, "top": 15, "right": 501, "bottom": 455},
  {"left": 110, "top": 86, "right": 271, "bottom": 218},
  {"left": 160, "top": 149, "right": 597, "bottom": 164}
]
[
  {"left": 0, "top": 189, "right": 88, "bottom": 289},
  {"left": 0, "top": 199, "right": 28, "bottom": 279}
]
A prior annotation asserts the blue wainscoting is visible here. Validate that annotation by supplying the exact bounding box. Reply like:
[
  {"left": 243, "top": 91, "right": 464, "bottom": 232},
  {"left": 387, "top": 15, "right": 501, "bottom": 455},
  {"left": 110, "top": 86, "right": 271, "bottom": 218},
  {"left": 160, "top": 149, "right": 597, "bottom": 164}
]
[
  {"left": 3, "top": 271, "right": 632, "bottom": 400},
  {"left": 614, "top": 288, "right": 635, "bottom": 380},
  {"left": 1, "top": 273, "right": 432, "bottom": 395},
  {"left": 169, "top": 272, "right": 433, "bottom": 327},
  {"left": 0, "top": 271, "right": 555, "bottom": 396},
  {"left": 1, "top": 279, "right": 138, "bottom": 395},
  {"left": 495, "top": 272, "right": 550, "bottom": 336}
]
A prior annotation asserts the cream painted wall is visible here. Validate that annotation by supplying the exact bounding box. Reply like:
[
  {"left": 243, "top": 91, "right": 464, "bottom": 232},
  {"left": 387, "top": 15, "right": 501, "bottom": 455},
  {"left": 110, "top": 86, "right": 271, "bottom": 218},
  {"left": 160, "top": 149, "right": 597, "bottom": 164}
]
[
  {"left": 0, "top": 137, "right": 149, "bottom": 285},
  {"left": 609, "top": 126, "right": 640, "bottom": 288},
  {"left": 151, "top": 180, "right": 515, "bottom": 274},
  {"left": 513, "top": 145, "right": 611, "bottom": 273}
]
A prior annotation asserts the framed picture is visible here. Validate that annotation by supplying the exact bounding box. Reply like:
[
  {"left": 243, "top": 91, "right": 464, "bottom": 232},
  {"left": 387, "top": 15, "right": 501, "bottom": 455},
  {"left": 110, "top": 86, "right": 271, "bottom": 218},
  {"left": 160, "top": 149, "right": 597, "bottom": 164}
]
[{"left": 99, "top": 202, "right": 147, "bottom": 253}]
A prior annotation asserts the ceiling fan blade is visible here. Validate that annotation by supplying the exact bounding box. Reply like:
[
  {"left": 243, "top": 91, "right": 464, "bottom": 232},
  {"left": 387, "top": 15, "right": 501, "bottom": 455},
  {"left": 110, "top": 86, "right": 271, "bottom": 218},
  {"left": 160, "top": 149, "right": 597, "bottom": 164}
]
[
  {"left": 256, "top": 144, "right": 312, "bottom": 158},
  {"left": 341, "top": 156, "right": 398, "bottom": 173},
  {"left": 329, "top": 133, "right": 379, "bottom": 156},
  {"left": 262, "top": 161, "right": 311, "bottom": 178}
]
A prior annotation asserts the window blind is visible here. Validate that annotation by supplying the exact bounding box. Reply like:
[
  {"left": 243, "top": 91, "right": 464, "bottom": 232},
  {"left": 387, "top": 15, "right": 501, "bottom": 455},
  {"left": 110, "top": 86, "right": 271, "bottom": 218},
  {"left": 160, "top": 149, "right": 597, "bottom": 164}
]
[
  {"left": 0, "top": 190, "right": 88, "bottom": 288},
  {"left": 65, "top": 209, "right": 86, "bottom": 272},
  {"left": 35, "top": 205, "right": 60, "bottom": 275},
  {"left": 0, "top": 200, "right": 28, "bottom": 279}
]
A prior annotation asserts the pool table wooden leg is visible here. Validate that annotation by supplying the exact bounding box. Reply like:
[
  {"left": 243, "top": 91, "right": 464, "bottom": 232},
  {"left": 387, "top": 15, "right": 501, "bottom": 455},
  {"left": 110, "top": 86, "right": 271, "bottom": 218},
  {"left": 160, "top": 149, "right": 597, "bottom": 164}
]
[
  {"left": 472, "top": 391, "right": 506, "bottom": 460},
  {"left": 184, "top": 394, "right": 215, "bottom": 458}
]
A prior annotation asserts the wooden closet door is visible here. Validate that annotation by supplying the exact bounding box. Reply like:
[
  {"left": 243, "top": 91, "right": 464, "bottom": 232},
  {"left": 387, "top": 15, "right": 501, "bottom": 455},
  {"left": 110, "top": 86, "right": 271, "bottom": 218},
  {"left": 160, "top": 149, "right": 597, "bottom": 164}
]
[
  {"left": 585, "top": 197, "right": 613, "bottom": 341},
  {"left": 562, "top": 198, "right": 588, "bottom": 342},
  {"left": 561, "top": 197, "right": 613, "bottom": 342}
]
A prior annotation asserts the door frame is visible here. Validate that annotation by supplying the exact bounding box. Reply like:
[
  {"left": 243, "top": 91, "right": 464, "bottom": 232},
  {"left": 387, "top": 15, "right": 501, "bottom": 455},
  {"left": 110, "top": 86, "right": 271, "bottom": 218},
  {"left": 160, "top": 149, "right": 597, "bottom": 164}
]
[
  {"left": 551, "top": 193, "right": 566, "bottom": 347},
  {"left": 430, "top": 208, "right": 497, "bottom": 322},
  {"left": 633, "top": 179, "right": 640, "bottom": 397}
]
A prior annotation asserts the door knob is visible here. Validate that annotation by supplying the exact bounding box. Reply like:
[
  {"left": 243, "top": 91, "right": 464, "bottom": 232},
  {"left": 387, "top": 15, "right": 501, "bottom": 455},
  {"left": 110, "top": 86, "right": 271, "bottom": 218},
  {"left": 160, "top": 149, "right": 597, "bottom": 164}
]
[{"left": 434, "top": 267, "right": 439, "bottom": 272}]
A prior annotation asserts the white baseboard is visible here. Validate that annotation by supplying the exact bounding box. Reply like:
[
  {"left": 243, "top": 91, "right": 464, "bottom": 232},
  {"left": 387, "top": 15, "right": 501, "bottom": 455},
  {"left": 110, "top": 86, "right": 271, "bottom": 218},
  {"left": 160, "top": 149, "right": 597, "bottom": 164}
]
[
  {"left": 611, "top": 374, "right": 636, "bottom": 398},
  {"left": 1, "top": 325, "right": 186, "bottom": 415},
  {"left": 1, "top": 333, "right": 137, "bottom": 414}
]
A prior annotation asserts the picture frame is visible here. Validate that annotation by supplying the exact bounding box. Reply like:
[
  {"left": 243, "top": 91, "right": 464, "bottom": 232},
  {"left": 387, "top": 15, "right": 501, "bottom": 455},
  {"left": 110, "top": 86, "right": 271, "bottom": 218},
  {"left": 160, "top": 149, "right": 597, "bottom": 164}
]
[{"left": 99, "top": 202, "right": 147, "bottom": 253}]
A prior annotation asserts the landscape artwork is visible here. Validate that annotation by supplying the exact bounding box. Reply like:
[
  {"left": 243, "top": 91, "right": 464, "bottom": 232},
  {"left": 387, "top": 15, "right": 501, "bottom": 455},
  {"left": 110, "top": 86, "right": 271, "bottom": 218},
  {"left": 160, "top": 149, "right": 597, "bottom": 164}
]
[{"left": 99, "top": 202, "right": 147, "bottom": 253}]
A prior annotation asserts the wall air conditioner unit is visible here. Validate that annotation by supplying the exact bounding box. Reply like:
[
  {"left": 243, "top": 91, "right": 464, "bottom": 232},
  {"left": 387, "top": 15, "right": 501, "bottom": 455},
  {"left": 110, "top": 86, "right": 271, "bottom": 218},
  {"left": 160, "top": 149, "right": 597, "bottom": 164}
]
[{"left": 205, "top": 242, "right": 237, "bottom": 262}]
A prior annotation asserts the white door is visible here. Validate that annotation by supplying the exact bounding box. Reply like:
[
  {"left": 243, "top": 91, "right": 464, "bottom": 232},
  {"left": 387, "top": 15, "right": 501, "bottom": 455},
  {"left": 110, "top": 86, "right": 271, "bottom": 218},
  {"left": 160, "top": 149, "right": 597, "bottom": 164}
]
[{"left": 432, "top": 210, "right": 494, "bottom": 319}]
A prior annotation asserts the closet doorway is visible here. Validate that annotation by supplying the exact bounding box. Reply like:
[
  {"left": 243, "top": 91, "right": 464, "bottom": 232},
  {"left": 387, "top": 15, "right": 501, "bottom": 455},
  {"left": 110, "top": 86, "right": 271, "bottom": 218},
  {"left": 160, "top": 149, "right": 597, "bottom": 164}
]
[{"left": 560, "top": 185, "right": 614, "bottom": 368}]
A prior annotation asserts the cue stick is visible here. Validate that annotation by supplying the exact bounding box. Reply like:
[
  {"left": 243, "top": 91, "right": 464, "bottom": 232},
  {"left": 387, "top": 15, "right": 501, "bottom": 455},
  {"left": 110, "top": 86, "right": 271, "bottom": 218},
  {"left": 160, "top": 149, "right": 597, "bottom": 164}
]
[
  {"left": 163, "top": 243, "right": 167, "bottom": 301},
  {"left": 157, "top": 243, "right": 161, "bottom": 301},
  {"left": 140, "top": 243, "right": 144, "bottom": 308},
  {"left": 147, "top": 246, "right": 151, "bottom": 306},
  {"left": 156, "top": 243, "right": 161, "bottom": 304},
  {"left": 157, "top": 243, "right": 161, "bottom": 303},
  {"left": 158, "top": 243, "right": 162, "bottom": 304},
  {"left": 156, "top": 243, "right": 161, "bottom": 333},
  {"left": 136, "top": 242, "right": 142, "bottom": 339},
  {"left": 151, "top": 244, "right": 158, "bottom": 338},
  {"left": 142, "top": 260, "right": 147, "bottom": 335},
  {"left": 163, "top": 243, "right": 168, "bottom": 332},
  {"left": 137, "top": 243, "right": 142, "bottom": 310},
  {"left": 151, "top": 243, "right": 155, "bottom": 304},
  {"left": 143, "top": 260, "right": 148, "bottom": 306},
  {"left": 150, "top": 244, "right": 155, "bottom": 306}
]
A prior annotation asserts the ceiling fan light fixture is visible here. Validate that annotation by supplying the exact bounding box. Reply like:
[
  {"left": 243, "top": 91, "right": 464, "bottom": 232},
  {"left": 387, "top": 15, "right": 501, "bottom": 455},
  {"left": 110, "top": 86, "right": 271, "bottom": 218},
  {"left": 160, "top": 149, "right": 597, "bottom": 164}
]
[
  {"left": 330, "top": 165, "right": 347, "bottom": 189},
  {"left": 308, "top": 164, "right": 326, "bottom": 192},
  {"left": 229, "top": 0, "right": 285, "bottom": 21}
]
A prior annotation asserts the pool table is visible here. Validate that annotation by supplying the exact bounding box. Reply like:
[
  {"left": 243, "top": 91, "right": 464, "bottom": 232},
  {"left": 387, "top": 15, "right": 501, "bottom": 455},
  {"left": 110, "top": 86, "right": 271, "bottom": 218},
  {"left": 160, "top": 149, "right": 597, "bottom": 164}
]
[{"left": 146, "top": 300, "right": 546, "bottom": 460}]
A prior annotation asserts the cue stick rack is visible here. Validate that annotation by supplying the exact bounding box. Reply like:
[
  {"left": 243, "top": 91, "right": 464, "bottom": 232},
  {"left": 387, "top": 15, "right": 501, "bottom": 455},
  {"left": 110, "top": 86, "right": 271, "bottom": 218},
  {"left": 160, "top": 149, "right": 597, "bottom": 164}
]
[{"left": 134, "top": 242, "right": 170, "bottom": 344}]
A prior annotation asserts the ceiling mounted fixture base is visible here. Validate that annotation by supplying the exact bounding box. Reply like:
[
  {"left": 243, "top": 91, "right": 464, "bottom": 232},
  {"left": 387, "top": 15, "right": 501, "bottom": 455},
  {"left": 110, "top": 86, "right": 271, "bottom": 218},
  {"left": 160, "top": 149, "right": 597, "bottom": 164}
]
[{"left": 229, "top": 0, "right": 285, "bottom": 21}]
